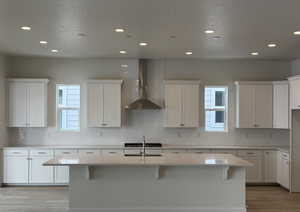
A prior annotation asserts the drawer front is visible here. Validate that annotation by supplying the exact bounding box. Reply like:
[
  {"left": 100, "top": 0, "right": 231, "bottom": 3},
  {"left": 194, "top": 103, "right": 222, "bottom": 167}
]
[
  {"left": 238, "top": 150, "right": 263, "bottom": 157},
  {"left": 163, "top": 149, "right": 187, "bottom": 154},
  {"left": 30, "top": 149, "right": 53, "bottom": 157},
  {"left": 187, "top": 149, "right": 210, "bottom": 154},
  {"left": 211, "top": 150, "right": 237, "bottom": 155},
  {"left": 102, "top": 149, "right": 123, "bottom": 155},
  {"left": 4, "top": 149, "right": 28, "bottom": 156},
  {"left": 79, "top": 149, "right": 101, "bottom": 156},
  {"left": 146, "top": 149, "right": 162, "bottom": 155},
  {"left": 55, "top": 149, "right": 78, "bottom": 156}
]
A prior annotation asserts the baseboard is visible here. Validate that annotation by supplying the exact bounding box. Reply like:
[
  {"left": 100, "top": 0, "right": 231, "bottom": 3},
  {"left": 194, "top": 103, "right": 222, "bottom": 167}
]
[{"left": 69, "top": 207, "right": 247, "bottom": 212}]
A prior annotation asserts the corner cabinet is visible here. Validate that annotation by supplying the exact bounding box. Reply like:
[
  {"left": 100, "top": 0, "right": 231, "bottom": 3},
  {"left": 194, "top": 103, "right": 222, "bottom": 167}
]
[
  {"left": 87, "top": 80, "right": 123, "bottom": 128},
  {"left": 164, "top": 80, "right": 200, "bottom": 128},
  {"left": 288, "top": 75, "right": 300, "bottom": 110},
  {"left": 235, "top": 81, "right": 273, "bottom": 128},
  {"left": 8, "top": 79, "right": 49, "bottom": 127},
  {"left": 273, "top": 81, "right": 289, "bottom": 129}
]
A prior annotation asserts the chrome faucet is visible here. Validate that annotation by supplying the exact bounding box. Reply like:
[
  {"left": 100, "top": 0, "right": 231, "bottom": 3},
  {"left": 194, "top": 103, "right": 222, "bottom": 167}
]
[{"left": 142, "top": 136, "right": 146, "bottom": 158}]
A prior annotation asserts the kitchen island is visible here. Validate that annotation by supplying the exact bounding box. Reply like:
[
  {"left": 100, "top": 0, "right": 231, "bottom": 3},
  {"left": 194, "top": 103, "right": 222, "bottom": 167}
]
[{"left": 44, "top": 153, "right": 251, "bottom": 212}]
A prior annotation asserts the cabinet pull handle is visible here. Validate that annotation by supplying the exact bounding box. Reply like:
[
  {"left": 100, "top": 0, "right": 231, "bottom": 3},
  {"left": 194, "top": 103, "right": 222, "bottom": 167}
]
[
  {"left": 63, "top": 152, "right": 71, "bottom": 154},
  {"left": 38, "top": 152, "right": 46, "bottom": 154},
  {"left": 86, "top": 152, "right": 94, "bottom": 154},
  {"left": 102, "top": 123, "right": 107, "bottom": 126},
  {"left": 247, "top": 152, "right": 255, "bottom": 155},
  {"left": 12, "top": 152, "right": 21, "bottom": 154},
  {"left": 180, "top": 124, "right": 184, "bottom": 126}
]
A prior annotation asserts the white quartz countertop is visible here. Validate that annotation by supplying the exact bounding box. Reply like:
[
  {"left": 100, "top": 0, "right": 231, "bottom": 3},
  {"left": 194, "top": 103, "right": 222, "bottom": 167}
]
[{"left": 44, "top": 153, "right": 252, "bottom": 167}]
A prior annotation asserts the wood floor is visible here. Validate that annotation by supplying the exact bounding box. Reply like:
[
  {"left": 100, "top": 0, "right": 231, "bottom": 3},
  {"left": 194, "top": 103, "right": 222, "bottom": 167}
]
[{"left": 0, "top": 186, "right": 299, "bottom": 211}]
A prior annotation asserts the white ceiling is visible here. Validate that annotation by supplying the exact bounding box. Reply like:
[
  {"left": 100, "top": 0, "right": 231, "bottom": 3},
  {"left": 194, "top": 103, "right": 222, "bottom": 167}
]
[{"left": 1, "top": 0, "right": 300, "bottom": 59}]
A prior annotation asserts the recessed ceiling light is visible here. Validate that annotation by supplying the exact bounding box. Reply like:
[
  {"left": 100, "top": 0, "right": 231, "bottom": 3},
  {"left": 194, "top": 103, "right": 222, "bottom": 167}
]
[
  {"left": 293, "top": 31, "right": 300, "bottom": 35},
  {"left": 205, "top": 30, "right": 215, "bottom": 34},
  {"left": 250, "top": 52, "right": 259, "bottom": 56},
  {"left": 119, "top": 50, "right": 127, "bottom": 54},
  {"left": 139, "top": 42, "right": 148, "bottom": 46},
  {"left": 185, "top": 51, "right": 193, "bottom": 55},
  {"left": 39, "top": 41, "right": 48, "bottom": 45},
  {"left": 51, "top": 49, "right": 59, "bottom": 53},
  {"left": 268, "top": 43, "right": 277, "bottom": 48},
  {"left": 21, "top": 26, "right": 31, "bottom": 31},
  {"left": 115, "top": 28, "right": 125, "bottom": 32}
]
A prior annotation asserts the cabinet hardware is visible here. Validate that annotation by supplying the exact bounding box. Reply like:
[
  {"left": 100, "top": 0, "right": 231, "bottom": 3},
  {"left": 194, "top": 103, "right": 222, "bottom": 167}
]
[
  {"left": 63, "top": 152, "right": 71, "bottom": 154},
  {"left": 246, "top": 152, "right": 255, "bottom": 155},
  {"left": 38, "top": 152, "right": 46, "bottom": 154},
  {"left": 102, "top": 123, "right": 107, "bottom": 126},
  {"left": 180, "top": 124, "right": 184, "bottom": 126},
  {"left": 12, "top": 152, "right": 21, "bottom": 154},
  {"left": 86, "top": 152, "right": 94, "bottom": 154}
]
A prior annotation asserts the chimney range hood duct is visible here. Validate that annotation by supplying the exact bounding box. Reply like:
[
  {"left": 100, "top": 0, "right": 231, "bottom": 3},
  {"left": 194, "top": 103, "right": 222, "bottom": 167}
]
[{"left": 126, "top": 59, "right": 162, "bottom": 110}]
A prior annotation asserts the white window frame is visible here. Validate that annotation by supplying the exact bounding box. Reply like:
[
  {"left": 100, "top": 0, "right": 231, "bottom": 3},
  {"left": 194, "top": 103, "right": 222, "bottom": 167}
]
[
  {"left": 204, "top": 85, "right": 229, "bottom": 132},
  {"left": 56, "top": 84, "right": 81, "bottom": 132}
]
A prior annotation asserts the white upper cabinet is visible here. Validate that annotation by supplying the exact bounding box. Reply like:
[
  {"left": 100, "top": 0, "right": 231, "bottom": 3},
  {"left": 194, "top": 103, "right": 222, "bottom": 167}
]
[
  {"left": 235, "top": 81, "right": 273, "bottom": 128},
  {"left": 164, "top": 81, "right": 200, "bottom": 128},
  {"left": 273, "top": 81, "right": 289, "bottom": 129},
  {"left": 288, "top": 75, "right": 300, "bottom": 110},
  {"left": 87, "top": 80, "right": 123, "bottom": 127},
  {"left": 8, "top": 79, "right": 49, "bottom": 127}
]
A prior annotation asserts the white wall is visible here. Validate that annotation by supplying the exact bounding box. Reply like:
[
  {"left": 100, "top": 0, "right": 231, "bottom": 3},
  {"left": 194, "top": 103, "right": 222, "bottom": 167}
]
[
  {"left": 7, "top": 57, "right": 291, "bottom": 147},
  {"left": 0, "top": 55, "right": 8, "bottom": 147}
]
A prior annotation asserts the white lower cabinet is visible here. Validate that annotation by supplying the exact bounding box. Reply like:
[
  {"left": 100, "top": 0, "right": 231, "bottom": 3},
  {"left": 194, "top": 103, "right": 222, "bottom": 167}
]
[
  {"left": 238, "top": 150, "right": 263, "bottom": 183},
  {"left": 277, "top": 151, "right": 290, "bottom": 189},
  {"left": 264, "top": 151, "right": 277, "bottom": 183},
  {"left": 54, "top": 149, "right": 78, "bottom": 184},
  {"left": 4, "top": 155, "right": 29, "bottom": 184},
  {"left": 29, "top": 157, "right": 54, "bottom": 184}
]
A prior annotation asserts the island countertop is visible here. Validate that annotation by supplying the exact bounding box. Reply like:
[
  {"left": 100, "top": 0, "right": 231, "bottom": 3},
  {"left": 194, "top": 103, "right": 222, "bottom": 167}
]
[{"left": 44, "top": 153, "right": 252, "bottom": 167}]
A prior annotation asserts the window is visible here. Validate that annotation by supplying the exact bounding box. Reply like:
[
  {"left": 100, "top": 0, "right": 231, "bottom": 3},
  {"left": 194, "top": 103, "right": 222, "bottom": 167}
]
[
  {"left": 205, "top": 86, "right": 228, "bottom": 132},
  {"left": 56, "top": 85, "right": 80, "bottom": 131}
]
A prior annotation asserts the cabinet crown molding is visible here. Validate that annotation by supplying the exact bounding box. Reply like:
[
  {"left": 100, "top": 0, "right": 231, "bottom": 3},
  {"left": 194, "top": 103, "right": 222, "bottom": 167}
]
[
  {"left": 7, "top": 78, "right": 49, "bottom": 83},
  {"left": 164, "top": 80, "right": 201, "bottom": 85},
  {"left": 86, "top": 79, "right": 123, "bottom": 84},
  {"left": 273, "top": 80, "right": 289, "bottom": 85},
  {"left": 235, "top": 81, "right": 273, "bottom": 85}
]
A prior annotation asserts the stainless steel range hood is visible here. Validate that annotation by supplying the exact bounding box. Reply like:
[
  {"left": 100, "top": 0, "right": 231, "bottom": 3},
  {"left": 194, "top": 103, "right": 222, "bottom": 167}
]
[{"left": 126, "top": 59, "right": 162, "bottom": 110}]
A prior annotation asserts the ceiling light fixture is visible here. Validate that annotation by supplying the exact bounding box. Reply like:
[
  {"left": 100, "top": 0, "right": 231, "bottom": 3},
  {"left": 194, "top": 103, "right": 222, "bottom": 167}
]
[
  {"left": 205, "top": 30, "right": 215, "bottom": 34},
  {"left": 115, "top": 28, "right": 125, "bottom": 32},
  {"left": 185, "top": 51, "right": 193, "bottom": 55},
  {"left": 51, "top": 49, "right": 59, "bottom": 53},
  {"left": 268, "top": 43, "right": 277, "bottom": 48},
  {"left": 21, "top": 26, "right": 31, "bottom": 31},
  {"left": 293, "top": 31, "right": 300, "bottom": 35},
  {"left": 39, "top": 41, "right": 48, "bottom": 44},
  {"left": 250, "top": 52, "right": 259, "bottom": 56},
  {"left": 119, "top": 50, "right": 127, "bottom": 54},
  {"left": 139, "top": 42, "right": 148, "bottom": 46}
]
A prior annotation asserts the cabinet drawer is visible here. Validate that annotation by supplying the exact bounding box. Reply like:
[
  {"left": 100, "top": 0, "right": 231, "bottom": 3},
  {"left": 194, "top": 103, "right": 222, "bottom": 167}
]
[
  {"left": 30, "top": 149, "right": 53, "bottom": 156},
  {"left": 238, "top": 150, "right": 263, "bottom": 157},
  {"left": 55, "top": 149, "right": 78, "bottom": 156},
  {"left": 4, "top": 149, "right": 28, "bottom": 156},
  {"left": 211, "top": 150, "right": 237, "bottom": 155},
  {"left": 79, "top": 149, "right": 101, "bottom": 156},
  {"left": 102, "top": 149, "right": 123, "bottom": 155},
  {"left": 187, "top": 149, "right": 210, "bottom": 154}
]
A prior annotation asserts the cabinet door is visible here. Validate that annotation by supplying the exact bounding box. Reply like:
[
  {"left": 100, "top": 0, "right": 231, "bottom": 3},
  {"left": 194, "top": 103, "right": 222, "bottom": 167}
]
[
  {"left": 243, "top": 157, "right": 263, "bottom": 183},
  {"left": 164, "top": 84, "right": 182, "bottom": 127},
  {"left": 4, "top": 156, "right": 29, "bottom": 184},
  {"left": 290, "top": 79, "right": 300, "bottom": 110},
  {"left": 28, "top": 83, "right": 47, "bottom": 127},
  {"left": 236, "top": 85, "right": 255, "bottom": 128},
  {"left": 8, "top": 82, "right": 27, "bottom": 127},
  {"left": 182, "top": 84, "right": 199, "bottom": 127},
  {"left": 264, "top": 151, "right": 277, "bottom": 183},
  {"left": 29, "top": 156, "right": 54, "bottom": 184},
  {"left": 282, "top": 158, "right": 290, "bottom": 189},
  {"left": 87, "top": 84, "right": 102, "bottom": 127},
  {"left": 103, "top": 84, "right": 121, "bottom": 127},
  {"left": 254, "top": 85, "right": 273, "bottom": 128},
  {"left": 55, "top": 166, "right": 69, "bottom": 184},
  {"left": 273, "top": 83, "right": 289, "bottom": 129}
]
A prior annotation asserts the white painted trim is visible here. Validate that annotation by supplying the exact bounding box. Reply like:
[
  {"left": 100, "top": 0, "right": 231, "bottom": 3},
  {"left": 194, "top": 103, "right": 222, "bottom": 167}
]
[
  {"left": 234, "top": 81, "right": 273, "bottom": 85},
  {"left": 69, "top": 207, "right": 246, "bottom": 212},
  {"left": 7, "top": 78, "right": 49, "bottom": 83},
  {"left": 288, "top": 75, "right": 300, "bottom": 81},
  {"left": 86, "top": 80, "right": 123, "bottom": 84},
  {"left": 164, "top": 80, "right": 201, "bottom": 85},
  {"left": 272, "top": 80, "right": 289, "bottom": 85}
]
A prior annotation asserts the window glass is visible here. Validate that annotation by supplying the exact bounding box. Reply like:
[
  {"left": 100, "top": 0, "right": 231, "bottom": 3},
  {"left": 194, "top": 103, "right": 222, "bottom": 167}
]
[
  {"left": 205, "top": 87, "right": 228, "bottom": 132},
  {"left": 57, "top": 85, "right": 80, "bottom": 131}
]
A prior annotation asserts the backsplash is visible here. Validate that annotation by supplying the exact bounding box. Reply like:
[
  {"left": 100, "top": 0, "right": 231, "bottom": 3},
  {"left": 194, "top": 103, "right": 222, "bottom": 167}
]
[{"left": 7, "top": 57, "right": 291, "bottom": 147}]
